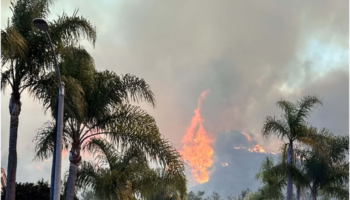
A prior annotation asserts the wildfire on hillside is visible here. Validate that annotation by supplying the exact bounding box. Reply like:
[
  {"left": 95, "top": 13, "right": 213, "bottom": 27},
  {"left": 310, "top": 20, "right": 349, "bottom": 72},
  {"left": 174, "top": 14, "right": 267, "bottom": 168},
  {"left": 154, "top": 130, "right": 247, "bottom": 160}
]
[
  {"left": 248, "top": 144, "right": 266, "bottom": 153},
  {"left": 181, "top": 89, "right": 213, "bottom": 184}
]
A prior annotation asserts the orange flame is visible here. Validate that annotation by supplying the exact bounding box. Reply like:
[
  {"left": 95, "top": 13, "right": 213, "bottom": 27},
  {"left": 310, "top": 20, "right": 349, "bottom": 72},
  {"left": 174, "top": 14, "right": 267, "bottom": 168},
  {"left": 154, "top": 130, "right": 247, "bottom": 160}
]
[
  {"left": 249, "top": 144, "right": 266, "bottom": 153},
  {"left": 241, "top": 132, "right": 251, "bottom": 142},
  {"left": 181, "top": 89, "right": 213, "bottom": 184}
]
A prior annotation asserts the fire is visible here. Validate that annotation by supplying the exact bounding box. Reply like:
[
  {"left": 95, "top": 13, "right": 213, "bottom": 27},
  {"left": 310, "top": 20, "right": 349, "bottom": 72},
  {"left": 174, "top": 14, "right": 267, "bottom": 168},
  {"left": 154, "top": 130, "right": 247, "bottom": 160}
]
[
  {"left": 241, "top": 132, "right": 251, "bottom": 141},
  {"left": 249, "top": 144, "right": 266, "bottom": 153},
  {"left": 181, "top": 89, "right": 213, "bottom": 184},
  {"left": 62, "top": 149, "right": 68, "bottom": 159}
]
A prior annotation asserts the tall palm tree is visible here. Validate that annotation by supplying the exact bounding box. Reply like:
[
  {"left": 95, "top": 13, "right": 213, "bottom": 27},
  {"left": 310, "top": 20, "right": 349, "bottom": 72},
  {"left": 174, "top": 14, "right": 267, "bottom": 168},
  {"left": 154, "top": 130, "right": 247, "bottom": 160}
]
[
  {"left": 31, "top": 43, "right": 96, "bottom": 199},
  {"left": 75, "top": 138, "right": 186, "bottom": 200},
  {"left": 34, "top": 69, "right": 176, "bottom": 199},
  {"left": 1, "top": 0, "right": 96, "bottom": 199},
  {"left": 262, "top": 95, "right": 323, "bottom": 200},
  {"left": 267, "top": 126, "right": 348, "bottom": 200}
]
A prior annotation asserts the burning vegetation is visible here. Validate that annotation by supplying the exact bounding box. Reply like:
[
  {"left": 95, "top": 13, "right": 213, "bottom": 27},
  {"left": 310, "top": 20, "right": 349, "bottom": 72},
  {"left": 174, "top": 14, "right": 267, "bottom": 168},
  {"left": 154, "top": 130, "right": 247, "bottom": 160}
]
[{"left": 181, "top": 90, "right": 213, "bottom": 184}]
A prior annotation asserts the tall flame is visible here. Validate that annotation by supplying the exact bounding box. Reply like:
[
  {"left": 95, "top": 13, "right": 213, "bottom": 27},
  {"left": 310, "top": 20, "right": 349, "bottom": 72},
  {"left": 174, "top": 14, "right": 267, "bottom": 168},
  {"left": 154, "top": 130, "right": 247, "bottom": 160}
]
[{"left": 181, "top": 89, "right": 213, "bottom": 184}]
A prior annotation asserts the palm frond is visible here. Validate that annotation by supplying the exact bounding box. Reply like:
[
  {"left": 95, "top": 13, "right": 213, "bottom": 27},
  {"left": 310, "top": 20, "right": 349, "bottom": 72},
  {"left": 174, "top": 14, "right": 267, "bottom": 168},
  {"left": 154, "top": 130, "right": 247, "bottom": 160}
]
[
  {"left": 33, "top": 120, "right": 71, "bottom": 161},
  {"left": 75, "top": 161, "right": 99, "bottom": 190},
  {"left": 294, "top": 95, "right": 322, "bottom": 126},
  {"left": 84, "top": 138, "right": 120, "bottom": 170},
  {"left": 1, "top": 69, "right": 13, "bottom": 92},
  {"left": 1, "top": 20, "right": 28, "bottom": 64},
  {"left": 121, "top": 74, "right": 156, "bottom": 107},
  {"left": 49, "top": 10, "right": 96, "bottom": 48},
  {"left": 320, "top": 185, "right": 349, "bottom": 200},
  {"left": 101, "top": 104, "right": 183, "bottom": 171},
  {"left": 297, "top": 125, "right": 330, "bottom": 160},
  {"left": 28, "top": 72, "right": 86, "bottom": 121},
  {"left": 262, "top": 116, "right": 289, "bottom": 139},
  {"left": 59, "top": 45, "right": 96, "bottom": 90}
]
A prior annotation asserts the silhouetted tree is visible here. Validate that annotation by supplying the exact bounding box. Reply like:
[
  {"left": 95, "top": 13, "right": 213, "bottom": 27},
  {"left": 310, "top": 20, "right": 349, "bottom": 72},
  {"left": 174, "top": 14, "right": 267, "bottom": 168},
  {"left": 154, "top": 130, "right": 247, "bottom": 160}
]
[
  {"left": 187, "top": 191, "right": 205, "bottom": 200},
  {"left": 0, "top": 179, "right": 78, "bottom": 200}
]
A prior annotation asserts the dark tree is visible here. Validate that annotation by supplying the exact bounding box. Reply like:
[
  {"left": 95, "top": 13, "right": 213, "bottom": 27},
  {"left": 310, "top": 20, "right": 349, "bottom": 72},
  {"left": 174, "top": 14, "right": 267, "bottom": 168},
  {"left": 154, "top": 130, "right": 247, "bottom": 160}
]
[
  {"left": 187, "top": 191, "right": 206, "bottom": 200},
  {"left": 1, "top": 179, "right": 78, "bottom": 200}
]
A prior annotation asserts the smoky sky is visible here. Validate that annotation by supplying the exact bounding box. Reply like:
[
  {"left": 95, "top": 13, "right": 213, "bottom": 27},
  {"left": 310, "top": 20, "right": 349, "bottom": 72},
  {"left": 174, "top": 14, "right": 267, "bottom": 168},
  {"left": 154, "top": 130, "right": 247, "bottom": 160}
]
[{"left": 1, "top": 0, "right": 348, "bottom": 196}]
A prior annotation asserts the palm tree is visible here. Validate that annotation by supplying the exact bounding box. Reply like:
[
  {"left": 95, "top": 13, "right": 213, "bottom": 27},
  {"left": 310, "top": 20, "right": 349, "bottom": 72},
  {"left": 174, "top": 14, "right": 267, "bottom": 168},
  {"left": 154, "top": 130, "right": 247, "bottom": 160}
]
[
  {"left": 34, "top": 69, "right": 181, "bottom": 199},
  {"left": 255, "top": 157, "right": 286, "bottom": 200},
  {"left": 267, "top": 126, "right": 348, "bottom": 200},
  {"left": 262, "top": 95, "right": 323, "bottom": 200},
  {"left": 31, "top": 44, "right": 96, "bottom": 199},
  {"left": 75, "top": 138, "right": 186, "bottom": 200},
  {"left": 1, "top": 1, "right": 96, "bottom": 199},
  {"left": 292, "top": 131, "right": 349, "bottom": 200}
]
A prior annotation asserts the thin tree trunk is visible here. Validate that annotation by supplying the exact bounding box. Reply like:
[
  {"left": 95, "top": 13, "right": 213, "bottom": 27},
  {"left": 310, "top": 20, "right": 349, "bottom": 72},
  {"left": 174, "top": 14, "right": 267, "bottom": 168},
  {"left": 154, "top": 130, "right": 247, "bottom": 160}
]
[
  {"left": 296, "top": 186, "right": 300, "bottom": 200},
  {"left": 5, "top": 94, "right": 21, "bottom": 200},
  {"left": 311, "top": 187, "right": 317, "bottom": 200},
  {"left": 286, "top": 142, "right": 293, "bottom": 200},
  {"left": 65, "top": 163, "right": 78, "bottom": 200}
]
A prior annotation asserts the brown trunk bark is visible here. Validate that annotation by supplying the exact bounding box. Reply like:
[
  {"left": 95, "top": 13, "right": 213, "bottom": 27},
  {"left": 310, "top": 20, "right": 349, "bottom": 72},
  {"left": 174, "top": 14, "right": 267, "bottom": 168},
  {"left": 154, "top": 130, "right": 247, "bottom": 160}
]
[{"left": 5, "top": 94, "right": 21, "bottom": 200}]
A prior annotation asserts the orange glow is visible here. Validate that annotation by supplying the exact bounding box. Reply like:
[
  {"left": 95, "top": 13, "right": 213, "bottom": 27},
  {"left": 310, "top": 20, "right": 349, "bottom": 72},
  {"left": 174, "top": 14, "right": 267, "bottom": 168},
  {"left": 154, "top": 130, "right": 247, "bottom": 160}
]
[
  {"left": 241, "top": 132, "right": 251, "bottom": 141},
  {"left": 62, "top": 149, "right": 68, "bottom": 159},
  {"left": 249, "top": 144, "right": 266, "bottom": 153},
  {"left": 181, "top": 89, "right": 213, "bottom": 184}
]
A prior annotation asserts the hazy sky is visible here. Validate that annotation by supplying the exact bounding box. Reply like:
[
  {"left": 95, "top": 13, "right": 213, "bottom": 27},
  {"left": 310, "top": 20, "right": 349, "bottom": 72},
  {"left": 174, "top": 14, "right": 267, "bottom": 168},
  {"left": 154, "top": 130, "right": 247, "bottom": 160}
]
[{"left": 1, "top": 0, "right": 349, "bottom": 197}]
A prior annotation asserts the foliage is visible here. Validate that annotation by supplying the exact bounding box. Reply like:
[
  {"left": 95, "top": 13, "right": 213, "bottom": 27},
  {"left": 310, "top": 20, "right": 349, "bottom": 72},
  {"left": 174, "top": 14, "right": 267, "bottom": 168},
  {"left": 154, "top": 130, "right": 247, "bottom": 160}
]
[
  {"left": 187, "top": 191, "right": 206, "bottom": 200},
  {"left": 232, "top": 188, "right": 251, "bottom": 200},
  {"left": 0, "top": 179, "right": 78, "bottom": 200},
  {"left": 261, "top": 95, "right": 323, "bottom": 200},
  {"left": 75, "top": 138, "right": 186, "bottom": 200},
  {"left": 80, "top": 190, "right": 100, "bottom": 200}
]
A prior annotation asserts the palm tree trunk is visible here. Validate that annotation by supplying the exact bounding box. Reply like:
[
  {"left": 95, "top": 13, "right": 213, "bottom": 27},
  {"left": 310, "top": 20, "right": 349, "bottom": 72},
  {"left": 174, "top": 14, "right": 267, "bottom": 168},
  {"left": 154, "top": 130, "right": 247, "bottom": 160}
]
[
  {"left": 5, "top": 94, "right": 21, "bottom": 200},
  {"left": 65, "top": 163, "right": 78, "bottom": 200},
  {"left": 65, "top": 141, "right": 81, "bottom": 200},
  {"left": 286, "top": 142, "right": 293, "bottom": 200}
]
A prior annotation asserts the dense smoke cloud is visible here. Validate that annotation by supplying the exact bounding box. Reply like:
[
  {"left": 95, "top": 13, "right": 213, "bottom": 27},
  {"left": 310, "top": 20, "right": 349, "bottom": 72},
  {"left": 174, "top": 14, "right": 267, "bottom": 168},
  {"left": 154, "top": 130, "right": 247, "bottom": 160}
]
[{"left": 1, "top": 0, "right": 348, "bottom": 196}]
